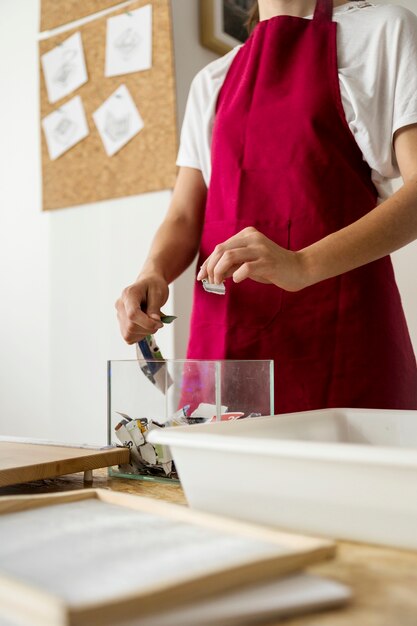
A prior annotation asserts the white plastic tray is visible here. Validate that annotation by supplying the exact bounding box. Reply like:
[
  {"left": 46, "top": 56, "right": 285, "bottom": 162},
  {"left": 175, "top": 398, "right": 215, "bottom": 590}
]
[{"left": 147, "top": 408, "right": 417, "bottom": 550}]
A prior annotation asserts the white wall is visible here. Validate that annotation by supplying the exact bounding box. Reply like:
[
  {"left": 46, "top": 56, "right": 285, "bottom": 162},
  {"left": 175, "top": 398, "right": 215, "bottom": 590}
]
[
  {"left": 47, "top": 191, "right": 174, "bottom": 444},
  {"left": 0, "top": 1, "right": 416, "bottom": 445},
  {"left": 0, "top": 0, "right": 50, "bottom": 439},
  {"left": 0, "top": 0, "right": 215, "bottom": 444}
]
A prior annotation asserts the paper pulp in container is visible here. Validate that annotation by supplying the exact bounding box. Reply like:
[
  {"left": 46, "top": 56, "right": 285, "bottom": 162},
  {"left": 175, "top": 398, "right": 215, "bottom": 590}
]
[{"left": 147, "top": 408, "right": 417, "bottom": 549}]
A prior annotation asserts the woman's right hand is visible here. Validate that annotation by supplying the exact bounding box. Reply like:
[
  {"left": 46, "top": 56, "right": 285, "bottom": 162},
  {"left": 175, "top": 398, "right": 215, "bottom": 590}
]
[
  {"left": 115, "top": 168, "right": 207, "bottom": 345},
  {"left": 115, "top": 273, "right": 169, "bottom": 344}
]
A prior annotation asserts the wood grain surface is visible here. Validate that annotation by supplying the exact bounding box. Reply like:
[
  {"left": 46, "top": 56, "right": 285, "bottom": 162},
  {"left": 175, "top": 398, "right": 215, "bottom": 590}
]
[
  {"left": 0, "top": 443, "right": 129, "bottom": 488},
  {"left": 1, "top": 470, "right": 416, "bottom": 625}
]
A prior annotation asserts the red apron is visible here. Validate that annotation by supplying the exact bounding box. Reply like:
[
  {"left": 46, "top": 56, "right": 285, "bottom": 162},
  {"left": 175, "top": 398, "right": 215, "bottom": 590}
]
[{"left": 186, "top": 0, "right": 417, "bottom": 413}]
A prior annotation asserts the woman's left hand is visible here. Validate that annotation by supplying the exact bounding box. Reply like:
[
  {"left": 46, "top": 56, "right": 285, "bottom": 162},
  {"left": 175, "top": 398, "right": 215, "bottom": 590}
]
[{"left": 197, "top": 227, "right": 308, "bottom": 292}]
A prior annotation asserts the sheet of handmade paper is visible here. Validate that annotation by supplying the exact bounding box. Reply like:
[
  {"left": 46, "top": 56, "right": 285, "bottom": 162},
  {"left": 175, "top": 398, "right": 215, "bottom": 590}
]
[
  {"left": 120, "top": 574, "right": 351, "bottom": 626},
  {"left": 0, "top": 500, "right": 289, "bottom": 606}
]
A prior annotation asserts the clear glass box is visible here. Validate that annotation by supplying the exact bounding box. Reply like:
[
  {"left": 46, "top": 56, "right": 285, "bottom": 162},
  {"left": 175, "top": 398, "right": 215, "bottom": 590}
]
[{"left": 108, "top": 359, "right": 274, "bottom": 483}]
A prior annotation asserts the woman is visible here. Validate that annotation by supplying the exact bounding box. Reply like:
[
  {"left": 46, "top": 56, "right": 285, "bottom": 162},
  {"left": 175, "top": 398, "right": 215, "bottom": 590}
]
[{"left": 116, "top": 0, "right": 417, "bottom": 413}]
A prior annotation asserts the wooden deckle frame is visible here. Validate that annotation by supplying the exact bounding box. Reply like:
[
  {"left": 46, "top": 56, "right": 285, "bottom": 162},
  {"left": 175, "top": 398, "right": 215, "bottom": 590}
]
[
  {"left": 0, "top": 489, "right": 335, "bottom": 626},
  {"left": 39, "top": 0, "right": 177, "bottom": 210}
]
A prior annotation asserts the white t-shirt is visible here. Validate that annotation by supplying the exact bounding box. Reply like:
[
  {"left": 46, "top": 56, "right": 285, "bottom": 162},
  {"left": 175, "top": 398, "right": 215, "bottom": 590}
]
[{"left": 176, "top": 1, "right": 417, "bottom": 201}]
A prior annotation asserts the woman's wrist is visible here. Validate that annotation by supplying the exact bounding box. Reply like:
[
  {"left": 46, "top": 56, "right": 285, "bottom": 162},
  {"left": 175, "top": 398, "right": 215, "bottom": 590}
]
[
  {"left": 292, "top": 249, "right": 318, "bottom": 291},
  {"left": 137, "top": 259, "right": 168, "bottom": 283}
]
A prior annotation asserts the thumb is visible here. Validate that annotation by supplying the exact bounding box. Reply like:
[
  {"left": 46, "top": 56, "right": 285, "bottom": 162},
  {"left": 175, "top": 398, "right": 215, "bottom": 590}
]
[{"left": 146, "top": 286, "right": 166, "bottom": 321}]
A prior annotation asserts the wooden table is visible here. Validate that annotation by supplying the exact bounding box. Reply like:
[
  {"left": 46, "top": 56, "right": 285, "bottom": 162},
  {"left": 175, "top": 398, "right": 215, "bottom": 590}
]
[{"left": 1, "top": 470, "right": 416, "bottom": 625}]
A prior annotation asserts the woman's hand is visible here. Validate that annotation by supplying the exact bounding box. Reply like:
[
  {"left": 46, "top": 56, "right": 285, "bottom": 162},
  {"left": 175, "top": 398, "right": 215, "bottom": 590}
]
[
  {"left": 197, "top": 227, "right": 307, "bottom": 292},
  {"left": 115, "top": 167, "right": 207, "bottom": 345},
  {"left": 115, "top": 273, "right": 169, "bottom": 344}
]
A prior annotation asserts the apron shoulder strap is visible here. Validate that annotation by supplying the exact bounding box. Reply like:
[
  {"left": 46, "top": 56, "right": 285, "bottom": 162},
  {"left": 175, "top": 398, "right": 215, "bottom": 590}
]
[{"left": 313, "top": 0, "right": 333, "bottom": 21}]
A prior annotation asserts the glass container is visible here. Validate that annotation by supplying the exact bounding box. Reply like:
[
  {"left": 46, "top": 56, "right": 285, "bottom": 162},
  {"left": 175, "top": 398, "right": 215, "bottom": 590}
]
[{"left": 108, "top": 358, "right": 274, "bottom": 483}]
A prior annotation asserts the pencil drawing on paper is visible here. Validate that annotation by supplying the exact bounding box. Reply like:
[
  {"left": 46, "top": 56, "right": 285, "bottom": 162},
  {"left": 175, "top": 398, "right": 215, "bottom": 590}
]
[
  {"left": 104, "top": 112, "right": 131, "bottom": 143},
  {"left": 114, "top": 28, "right": 141, "bottom": 60},
  {"left": 93, "top": 84, "right": 144, "bottom": 156},
  {"left": 52, "top": 49, "right": 78, "bottom": 86},
  {"left": 104, "top": 5, "right": 152, "bottom": 77},
  {"left": 42, "top": 95, "right": 89, "bottom": 161},
  {"left": 41, "top": 32, "right": 88, "bottom": 104},
  {"left": 53, "top": 115, "right": 77, "bottom": 146}
]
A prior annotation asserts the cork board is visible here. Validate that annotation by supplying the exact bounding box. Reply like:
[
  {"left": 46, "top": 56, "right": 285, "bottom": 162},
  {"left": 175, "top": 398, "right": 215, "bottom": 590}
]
[
  {"left": 40, "top": 0, "right": 126, "bottom": 33},
  {"left": 39, "top": 0, "right": 177, "bottom": 211}
]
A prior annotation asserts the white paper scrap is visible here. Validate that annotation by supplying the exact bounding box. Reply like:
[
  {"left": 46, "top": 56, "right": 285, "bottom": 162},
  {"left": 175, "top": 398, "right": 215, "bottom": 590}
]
[
  {"left": 41, "top": 32, "right": 88, "bottom": 104},
  {"left": 191, "top": 403, "right": 228, "bottom": 421},
  {"left": 93, "top": 84, "right": 144, "bottom": 157},
  {"left": 41, "top": 95, "right": 89, "bottom": 161},
  {"left": 105, "top": 4, "right": 152, "bottom": 77}
]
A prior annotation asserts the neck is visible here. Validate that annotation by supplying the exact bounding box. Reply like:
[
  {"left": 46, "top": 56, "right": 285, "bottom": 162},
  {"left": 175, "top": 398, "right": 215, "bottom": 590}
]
[{"left": 258, "top": 0, "right": 348, "bottom": 20}]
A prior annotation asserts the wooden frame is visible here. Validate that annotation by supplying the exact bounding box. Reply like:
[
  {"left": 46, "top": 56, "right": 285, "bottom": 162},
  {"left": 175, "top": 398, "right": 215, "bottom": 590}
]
[
  {"left": 200, "top": 0, "right": 251, "bottom": 56},
  {"left": 0, "top": 489, "right": 335, "bottom": 626}
]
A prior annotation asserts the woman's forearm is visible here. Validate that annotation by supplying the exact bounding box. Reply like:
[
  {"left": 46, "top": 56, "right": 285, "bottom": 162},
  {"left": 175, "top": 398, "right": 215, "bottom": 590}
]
[
  {"left": 141, "top": 213, "right": 204, "bottom": 284},
  {"left": 300, "top": 178, "right": 417, "bottom": 287},
  {"left": 138, "top": 167, "right": 207, "bottom": 285}
]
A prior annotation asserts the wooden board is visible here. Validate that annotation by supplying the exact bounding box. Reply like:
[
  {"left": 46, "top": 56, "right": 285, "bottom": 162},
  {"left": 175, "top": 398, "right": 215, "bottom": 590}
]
[
  {"left": 41, "top": 0, "right": 125, "bottom": 32},
  {"left": 0, "top": 442, "right": 130, "bottom": 487},
  {"left": 0, "top": 489, "right": 335, "bottom": 626},
  {"left": 39, "top": 0, "right": 177, "bottom": 211}
]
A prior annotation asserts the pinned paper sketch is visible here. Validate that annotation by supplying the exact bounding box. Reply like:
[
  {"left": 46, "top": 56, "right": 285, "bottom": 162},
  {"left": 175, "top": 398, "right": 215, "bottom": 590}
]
[
  {"left": 41, "top": 32, "right": 88, "bottom": 104},
  {"left": 105, "top": 4, "right": 152, "bottom": 77},
  {"left": 42, "top": 95, "right": 89, "bottom": 160},
  {"left": 93, "top": 84, "right": 144, "bottom": 157},
  {"left": 115, "top": 28, "right": 140, "bottom": 60}
]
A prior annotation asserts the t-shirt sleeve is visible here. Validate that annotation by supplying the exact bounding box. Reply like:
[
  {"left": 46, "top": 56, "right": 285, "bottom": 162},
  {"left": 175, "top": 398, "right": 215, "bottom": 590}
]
[
  {"left": 391, "top": 7, "right": 417, "bottom": 138},
  {"left": 343, "top": 5, "right": 417, "bottom": 182},
  {"left": 176, "top": 72, "right": 206, "bottom": 171}
]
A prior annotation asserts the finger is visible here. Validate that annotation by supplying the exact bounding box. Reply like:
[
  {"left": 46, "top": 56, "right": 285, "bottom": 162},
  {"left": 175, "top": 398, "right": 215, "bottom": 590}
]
[
  {"left": 115, "top": 303, "right": 149, "bottom": 344},
  {"left": 204, "top": 247, "right": 225, "bottom": 284},
  {"left": 127, "top": 306, "right": 161, "bottom": 333},
  {"left": 121, "top": 291, "right": 162, "bottom": 334},
  {"left": 207, "top": 242, "right": 249, "bottom": 284},
  {"left": 207, "top": 228, "right": 259, "bottom": 283},
  {"left": 196, "top": 263, "right": 208, "bottom": 281},
  {"left": 146, "top": 284, "right": 168, "bottom": 322},
  {"left": 213, "top": 248, "right": 256, "bottom": 284},
  {"left": 232, "top": 261, "right": 258, "bottom": 283},
  {"left": 124, "top": 327, "right": 149, "bottom": 345},
  {"left": 198, "top": 228, "right": 258, "bottom": 284}
]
